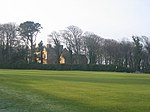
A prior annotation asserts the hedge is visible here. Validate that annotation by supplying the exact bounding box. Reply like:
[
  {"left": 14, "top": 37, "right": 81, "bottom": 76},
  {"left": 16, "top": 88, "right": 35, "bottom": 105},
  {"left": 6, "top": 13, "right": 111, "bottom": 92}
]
[{"left": 0, "top": 63, "right": 135, "bottom": 73}]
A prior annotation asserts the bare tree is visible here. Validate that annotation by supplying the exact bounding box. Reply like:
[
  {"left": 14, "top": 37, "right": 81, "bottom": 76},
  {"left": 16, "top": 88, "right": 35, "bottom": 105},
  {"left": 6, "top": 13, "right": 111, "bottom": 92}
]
[
  {"left": 61, "top": 25, "right": 83, "bottom": 64},
  {"left": 83, "top": 32, "right": 102, "bottom": 64},
  {"left": 102, "top": 39, "right": 117, "bottom": 65},
  {"left": 48, "top": 31, "right": 63, "bottom": 64},
  {"left": 141, "top": 36, "right": 150, "bottom": 65},
  {"left": 119, "top": 40, "right": 134, "bottom": 68},
  {"left": 61, "top": 30, "right": 73, "bottom": 64},
  {"left": 0, "top": 23, "right": 19, "bottom": 64},
  {"left": 132, "top": 36, "right": 143, "bottom": 71}
]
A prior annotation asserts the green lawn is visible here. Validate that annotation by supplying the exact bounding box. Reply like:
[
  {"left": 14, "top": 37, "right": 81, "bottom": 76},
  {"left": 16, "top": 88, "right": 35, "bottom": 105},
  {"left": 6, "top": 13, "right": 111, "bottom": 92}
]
[{"left": 0, "top": 70, "right": 150, "bottom": 112}]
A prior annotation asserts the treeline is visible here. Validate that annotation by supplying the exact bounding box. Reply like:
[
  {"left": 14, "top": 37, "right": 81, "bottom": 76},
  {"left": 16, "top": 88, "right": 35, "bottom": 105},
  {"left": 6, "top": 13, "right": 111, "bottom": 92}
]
[
  {"left": 0, "top": 21, "right": 42, "bottom": 65},
  {"left": 0, "top": 21, "right": 150, "bottom": 73},
  {"left": 48, "top": 25, "right": 150, "bottom": 73}
]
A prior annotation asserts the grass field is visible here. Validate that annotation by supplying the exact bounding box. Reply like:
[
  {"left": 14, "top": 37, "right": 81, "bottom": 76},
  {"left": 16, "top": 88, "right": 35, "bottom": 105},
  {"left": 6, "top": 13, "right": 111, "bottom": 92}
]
[{"left": 0, "top": 70, "right": 150, "bottom": 112}]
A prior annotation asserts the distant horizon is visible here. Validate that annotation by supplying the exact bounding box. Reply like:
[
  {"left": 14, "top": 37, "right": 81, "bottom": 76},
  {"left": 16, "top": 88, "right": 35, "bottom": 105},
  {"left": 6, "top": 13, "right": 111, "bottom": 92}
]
[{"left": 0, "top": 0, "right": 150, "bottom": 44}]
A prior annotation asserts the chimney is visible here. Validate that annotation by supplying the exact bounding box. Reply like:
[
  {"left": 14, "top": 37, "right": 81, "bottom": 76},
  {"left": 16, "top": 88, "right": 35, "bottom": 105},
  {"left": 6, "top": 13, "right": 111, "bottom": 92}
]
[{"left": 47, "top": 44, "right": 51, "bottom": 48}]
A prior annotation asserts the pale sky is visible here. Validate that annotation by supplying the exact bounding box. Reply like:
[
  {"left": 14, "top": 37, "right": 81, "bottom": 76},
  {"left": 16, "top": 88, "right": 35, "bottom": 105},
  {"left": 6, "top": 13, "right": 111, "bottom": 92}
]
[{"left": 0, "top": 0, "right": 150, "bottom": 44}]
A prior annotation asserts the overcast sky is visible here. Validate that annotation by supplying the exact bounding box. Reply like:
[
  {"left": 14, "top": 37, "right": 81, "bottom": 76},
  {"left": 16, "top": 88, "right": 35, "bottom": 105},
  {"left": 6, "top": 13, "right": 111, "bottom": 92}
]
[{"left": 0, "top": 0, "right": 150, "bottom": 44}]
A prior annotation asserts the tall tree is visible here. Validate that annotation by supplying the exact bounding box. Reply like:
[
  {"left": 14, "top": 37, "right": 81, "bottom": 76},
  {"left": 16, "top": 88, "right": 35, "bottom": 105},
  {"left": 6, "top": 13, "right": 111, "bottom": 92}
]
[
  {"left": 0, "top": 24, "right": 4, "bottom": 63},
  {"left": 120, "top": 40, "right": 134, "bottom": 68},
  {"left": 142, "top": 36, "right": 150, "bottom": 65},
  {"left": 48, "top": 31, "right": 63, "bottom": 64},
  {"left": 62, "top": 25, "right": 83, "bottom": 64},
  {"left": 61, "top": 30, "right": 73, "bottom": 64},
  {"left": 18, "top": 21, "right": 42, "bottom": 63},
  {"left": 103, "top": 39, "right": 118, "bottom": 65},
  {"left": 0, "top": 23, "right": 19, "bottom": 64},
  {"left": 83, "top": 32, "right": 102, "bottom": 64},
  {"left": 132, "top": 36, "right": 143, "bottom": 71}
]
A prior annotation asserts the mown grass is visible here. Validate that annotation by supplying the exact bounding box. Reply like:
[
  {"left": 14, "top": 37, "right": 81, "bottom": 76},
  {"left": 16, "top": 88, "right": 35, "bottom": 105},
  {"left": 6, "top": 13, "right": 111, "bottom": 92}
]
[{"left": 0, "top": 69, "right": 150, "bottom": 112}]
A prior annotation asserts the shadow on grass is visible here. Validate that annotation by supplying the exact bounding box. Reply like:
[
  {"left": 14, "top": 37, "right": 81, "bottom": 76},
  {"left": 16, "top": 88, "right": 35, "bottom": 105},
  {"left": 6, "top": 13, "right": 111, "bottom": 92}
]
[
  {"left": 0, "top": 84, "right": 111, "bottom": 112},
  {"left": 1, "top": 72, "right": 150, "bottom": 85}
]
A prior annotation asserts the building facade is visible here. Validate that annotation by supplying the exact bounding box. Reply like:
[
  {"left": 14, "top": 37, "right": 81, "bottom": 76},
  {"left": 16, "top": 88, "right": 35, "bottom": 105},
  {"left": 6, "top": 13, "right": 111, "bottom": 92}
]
[{"left": 36, "top": 44, "right": 88, "bottom": 64}]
